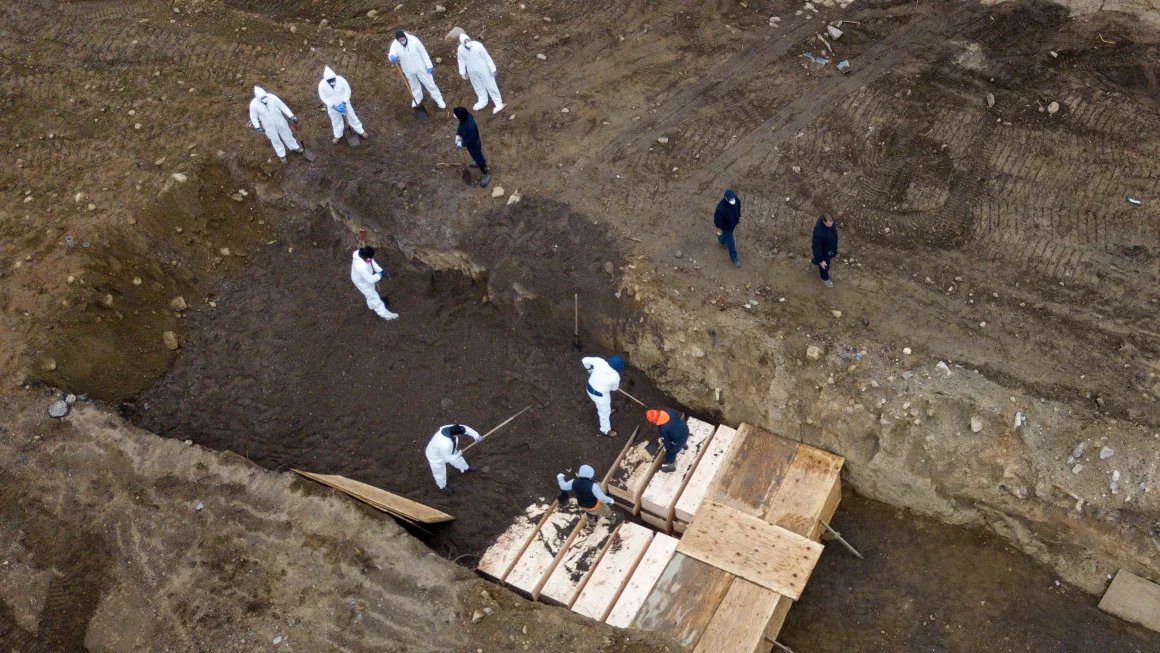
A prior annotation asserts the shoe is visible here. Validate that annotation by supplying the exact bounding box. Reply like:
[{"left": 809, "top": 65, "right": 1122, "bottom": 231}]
[
  {"left": 292, "top": 147, "right": 305, "bottom": 154},
  {"left": 465, "top": 465, "right": 481, "bottom": 473},
  {"left": 480, "top": 174, "right": 491, "bottom": 188},
  {"left": 332, "top": 137, "right": 341, "bottom": 144},
  {"left": 660, "top": 463, "right": 677, "bottom": 473},
  {"left": 357, "top": 131, "right": 367, "bottom": 139},
  {"left": 440, "top": 486, "right": 454, "bottom": 496},
  {"left": 607, "top": 430, "right": 619, "bottom": 438},
  {"left": 436, "top": 102, "right": 447, "bottom": 110},
  {"left": 279, "top": 156, "right": 288, "bottom": 163},
  {"left": 733, "top": 259, "right": 742, "bottom": 268},
  {"left": 411, "top": 99, "right": 420, "bottom": 108},
  {"left": 493, "top": 103, "right": 504, "bottom": 114},
  {"left": 823, "top": 279, "right": 834, "bottom": 288},
  {"left": 473, "top": 101, "right": 487, "bottom": 111},
  {"left": 382, "top": 312, "right": 399, "bottom": 321},
  {"left": 467, "top": 162, "right": 479, "bottom": 169}
]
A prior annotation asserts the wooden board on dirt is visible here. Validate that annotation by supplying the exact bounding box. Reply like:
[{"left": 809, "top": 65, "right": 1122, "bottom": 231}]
[
  {"left": 693, "top": 578, "right": 790, "bottom": 653},
  {"left": 763, "top": 444, "right": 844, "bottom": 541},
  {"left": 506, "top": 508, "right": 584, "bottom": 599},
  {"left": 477, "top": 501, "right": 555, "bottom": 582},
  {"left": 630, "top": 552, "right": 735, "bottom": 649},
  {"left": 540, "top": 515, "right": 617, "bottom": 607},
  {"left": 1099, "top": 569, "right": 1160, "bottom": 633},
  {"left": 293, "top": 470, "right": 453, "bottom": 524},
  {"left": 677, "top": 500, "right": 823, "bottom": 601},
  {"left": 639, "top": 417, "right": 717, "bottom": 532},
  {"left": 674, "top": 424, "right": 739, "bottom": 524},
  {"left": 605, "top": 532, "right": 679, "bottom": 628},
  {"left": 706, "top": 424, "right": 799, "bottom": 518},
  {"left": 607, "top": 436, "right": 662, "bottom": 513},
  {"left": 572, "top": 522, "right": 654, "bottom": 622}
]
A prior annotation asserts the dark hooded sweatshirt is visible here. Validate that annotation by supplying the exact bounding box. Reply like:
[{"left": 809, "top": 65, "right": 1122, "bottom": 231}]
[
  {"left": 713, "top": 196, "right": 741, "bottom": 233},
  {"left": 454, "top": 107, "right": 485, "bottom": 164},
  {"left": 811, "top": 217, "right": 838, "bottom": 265}
]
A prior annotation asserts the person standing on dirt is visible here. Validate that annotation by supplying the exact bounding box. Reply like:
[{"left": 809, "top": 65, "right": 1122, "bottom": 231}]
[
  {"left": 425, "top": 423, "right": 482, "bottom": 495},
  {"left": 714, "top": 189, "right": 742, "bottom": 268},
  {"left": 318, "top": 66, "right": 367, "bottom": 144},
  {"left": 388, "top": 30, "right": 447, "bottom": 110},
  {"left": 811, "top": 212, "right": 839, "bottom": 288},
  {"left": 645, "top": 408, "right": 689, "bottom": 473},
  {"left": 350, "top": 246, "right": 399, "bottom": 321},
  {"left": 582, "top": 355, "right": 625, "bottom": 437},
  {"left": 557, "top": 465, "right": 618, "bottom": 524},
  {"left": 456, "top": 32, "right": 504, "bottom": 114},
  {"left": 454, "top": 107, "right": 491, "bottom": 188},
  {"left": 248, "top": 85, "right": 304, "bottom": 163}
]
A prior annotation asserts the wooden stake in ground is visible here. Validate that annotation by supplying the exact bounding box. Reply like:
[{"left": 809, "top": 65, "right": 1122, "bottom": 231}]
[
  {"left": 617, "top": 388, "right": 647, "bottom": 408},
  {"left": 821, "top": 520, "right": 864, "bottom": 559},
  {"left": 460, "top": 405, "right": 533, "bottom": 453},
  {"left": 571, "top": 293, "right": 582, "bottom": 351}
]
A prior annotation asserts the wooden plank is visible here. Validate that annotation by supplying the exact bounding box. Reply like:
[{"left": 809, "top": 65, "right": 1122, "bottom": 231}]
[
  {"left": 1099, "top": 569, "right": 1160, "bottom": 633},
  {"left": 693, "top": 579, "right": 784, "bottom": 653},
  {"left": 572, "top": 522, "right": 654, "bottom": 622},
  {"left": 706, "top": 424, "right": 799, "bottom": 518},
  {"left": 607, "top": 437, "right": 663, "bottom": 513},
  {"left": 293, "top": 470, "right": 453, "bottom": 523},
  {"left": 630, "top": 553, "right": 735, "bottom": 649},
  {"left": 605, "top": 533, "right": 679, "bottom": 628},
  {"left": 762, "top": 594, "right": 794, "bottom": 645},
  {"left": 603, "top": 425, "right": 641, "bottom": 486},
  {"left": 540, "top": 515, "right": 617, "bottom": 607},
  {"left": 639, "top": 417, "right": 717, "bottom": 532},
  {"left": 506, "top": 509, "right": 584, "bottom": 599},
  {"left": 477, "top": 501, "right": 555, "bottom": 582},
  {"left": 677, "top": 501, "right": 823, "bottom": 601},
  {"left": 763, "top": 445, "right": 844, "bottom": 541},
  {"left": 674, "top": 424, "right": 739, "bottom": 524}
]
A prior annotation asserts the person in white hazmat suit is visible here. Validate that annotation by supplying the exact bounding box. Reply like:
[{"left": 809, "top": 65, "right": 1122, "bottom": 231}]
[
  {"left": 318, "top": 66, "right": 367, "bottom": 143},
  {"left": 456, "top": 33, "right": 504, "bottom": 114},
  {"left": 387, "top": 30, "right": 446, "bottom": 110},
  {"left": 425, "top": 423, "right": 482, "bottom": 495},
  {"left": 582, "top": 355, "right": 625, "bottom": 437},
  {"left": 248, "top": 86, "right": 303, "bottom": 162},
  {"left": 350, "top": 246, "right": 399, "bottom": 321}
]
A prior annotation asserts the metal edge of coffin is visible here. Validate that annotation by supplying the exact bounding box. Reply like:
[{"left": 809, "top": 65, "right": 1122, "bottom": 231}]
[
  {"left": 571, "top": 522, "right": 655, "bottom": 622},
  {"left": 476, "top": 501, "right": 556, "bottom": 583},
  {"left": 604, "top": 532, "right": 680, "bottom": 628},
  {"left": 639, "top": 417, "right": 718, "bottom": 533},
  {"left": 504, "top": 508, "right": 585, "bottom": 600},
  {"left": 539, "top": 515, "right": 618, "bottom": 608}
]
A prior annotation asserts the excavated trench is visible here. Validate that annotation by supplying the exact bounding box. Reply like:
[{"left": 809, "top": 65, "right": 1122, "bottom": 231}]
[{"left": 113, "top": 170, "right": 1156, "bottom": 650}]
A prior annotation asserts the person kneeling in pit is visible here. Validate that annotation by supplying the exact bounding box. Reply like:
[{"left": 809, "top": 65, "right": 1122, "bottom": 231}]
[
  {"left": 557, "top": 464, "right": 619, "bottom": 525},
  {"left": 646, "top": 408, "right": 689, "bottom": 473}
]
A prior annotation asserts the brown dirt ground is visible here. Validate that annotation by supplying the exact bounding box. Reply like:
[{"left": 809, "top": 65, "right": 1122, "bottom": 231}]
[{"left": 2, "top": 0, "right": 1160, "bottom": 650}]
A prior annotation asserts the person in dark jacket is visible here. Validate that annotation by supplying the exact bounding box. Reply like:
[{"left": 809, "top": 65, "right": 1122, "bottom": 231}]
[
  {"left": 713, "top": 189, "right": 742, "bottom": 267},
  {"left": 557, "top": 464, "right": 618, "bottom": 524},
  {"left": 811, "top": 212, "right": 839, "bottom": 288},
  {"left": 453, "top": 106, "right": 490, "bottom": 188},
  {"left": 645, "top": 408, "right": 689, "bottom": 473}
]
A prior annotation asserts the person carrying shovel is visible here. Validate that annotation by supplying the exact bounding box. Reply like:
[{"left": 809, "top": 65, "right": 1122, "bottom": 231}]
[
  {"left": 557, "top": 465, "right": 619, "bottom": 526},
  {"left": 582, "top": 355, "right": 625, "bottom": 437},
  {"left": 453, "top": 107, "right": 490, "bottom": 188},
  {"left": 425, "top": 423, "right": 482, "bottom": 496},
  {"left": 645, "top": 408, "right": 689, "bottom": 473}
]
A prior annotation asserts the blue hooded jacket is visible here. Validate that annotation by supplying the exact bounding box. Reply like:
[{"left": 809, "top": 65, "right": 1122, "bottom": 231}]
[
  {"left": 713, "top": 190, "right": 741, "bottom": 232},
  {"left": 811, "top": 216, "right": 838, "bottom": 264}
]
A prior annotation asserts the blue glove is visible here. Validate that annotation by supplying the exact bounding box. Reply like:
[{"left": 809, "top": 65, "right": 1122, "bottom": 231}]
[
  {"left": 388, "top": 54, "right": 399, "bottom": 64},
  {"left": 335, "top": 102, "right": 346, "bottom": 114},
  {"left": 427, "top": 67, "right": 434, "bottom": 75},
  {"left": 255, "top": 127, "right": 265, "bottom": 134}
]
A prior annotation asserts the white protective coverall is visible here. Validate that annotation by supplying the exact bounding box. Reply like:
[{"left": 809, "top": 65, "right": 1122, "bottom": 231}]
[
  {"left": 318, "top": 66, "right": 366, "bottom": 140},
  {"left": 248, "top": 86, "right": 301, "bottom": 158},
  {"left": 350, "top": 250, "right": 398, "bottom": 320},
  {"left": 425, "top": 424, "right": 482, "bottom": 489},
  {"left": 387, "top": 33, "right": 446, "bottom": 109},
  {"left": 456, "top": 33, "right": 503, "bottom": 113},
  {"left": 582, "top": 357, "right": 621, "bottom": 435}
]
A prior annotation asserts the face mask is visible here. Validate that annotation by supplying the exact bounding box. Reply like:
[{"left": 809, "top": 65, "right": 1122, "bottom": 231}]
[{"left": 728, "top": 198, "right": 736, "bottom": 205}]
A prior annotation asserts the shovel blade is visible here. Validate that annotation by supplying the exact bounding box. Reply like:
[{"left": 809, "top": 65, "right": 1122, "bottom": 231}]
[
  {"left": 302, "top": 148, "right": 317, "bottom": 162},
  {"left": 345, "top": 132, "right": 361, "bottom": 147},
  {"left": 644, "top": 440, "right": 659, "bottom": 457},
  {"left": 413, "top": 105, "right": 430, "bottom": 121}
]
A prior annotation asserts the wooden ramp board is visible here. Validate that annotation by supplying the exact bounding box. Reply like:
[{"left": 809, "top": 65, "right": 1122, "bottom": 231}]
[
  {"left": 639, "top": 417, "right": 718, "bottom": 532},
  {"left": 607, "top": 436, "right": 663, "bottom": 513},
  {"left": 706, "top": 424, "right": 799, "bottom": 519},
  {"left": 540, "top": 516, "right": 617, "bottom": 607},
  {"left": 293, "top": 470, "right": 453, "bottom": 524},
  {"left": 477, "top": 500, "right": 555, "bottom": 582},
  {"left": 572, "top": 522, "right": 654, "bottom": 622},
  {"left": 677, "top": 500, "right": 823, "bottom": 601},
  {"left": 506, "top": 508, "right": 584, "bottom": 599},
  {"left": 675, "top": 424, "right": 739, "bottom": 524},
  {"left": 630, "top": 552, "right": 735, "bottom": 649},
  {"left": 693, "top": 578, "right": 789, "bottom": 653},
  {"left": 605, "top": 532, "right": 679, "bottom": 628},
  {"left": 764, "top": 444, "right": 844, "bottom": 541},
  {"left": 1099, "top": 570, "right": 1160, "bottom": 633}
]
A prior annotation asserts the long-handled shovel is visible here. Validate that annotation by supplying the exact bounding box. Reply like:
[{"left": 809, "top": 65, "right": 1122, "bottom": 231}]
[
  {"left": 570, "top": 293, "right": 582, "bottom": 351},
  {"left": 288, "top": 121, "right": 317, "bottom": 162},
  {"left": 459, "top": 405, "right": 532, "bottom": 454},
  {"left": 395, "top": 64, "right": 429, "bottom": 121},
  {"left": 617, "top": 388, "right": 647, "bottom": 408}
]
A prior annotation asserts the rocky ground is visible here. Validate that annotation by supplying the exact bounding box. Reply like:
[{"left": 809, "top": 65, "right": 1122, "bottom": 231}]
[{"left": 2, "top": 0, "right": 1159, "bottom": 650}]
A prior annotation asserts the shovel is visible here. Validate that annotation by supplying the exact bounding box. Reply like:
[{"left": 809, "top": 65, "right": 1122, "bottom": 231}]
[
  {"left": 289, "top": 121, "right": 317, "bottom": 162},
  {"left": 570, "top": 293, "right": 582, "bottom": 351},
  {"left": 457, "top": 147, "right": 473, "bottom": 184},
  {"left": 345, "top": 126, "right": 361, "bottom": 148},
  {"left": 644, "top": 439, "right": 660, "bottom": 457},
  {"left": 395, "top": 64, "right": 429, "bottom": 121}
]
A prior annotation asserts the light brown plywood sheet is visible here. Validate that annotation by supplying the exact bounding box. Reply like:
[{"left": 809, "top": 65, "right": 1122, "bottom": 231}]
[
  {"left": 706, "top": 424, "right": 799, "bottom": 518},
  {"left": 674, "top": 424, "right": 738, "bottom": 524},
  {"left": 506, "top": 509, "right": 583, "bottom": 599},
  {"left": 477, "top": 500, "right": 555, "bottom": 582},
  {"left": 572, "top": 522, "right": 654, "bottom": 622},
  {"left": 630, "top": 553, "right": 735, "bottom": 649},
  {"left": 677, "top": 500, "right": 823, "bottom": 601},
  {"left": 763, "top": 444, "right": 844, "bottom": 540},
  {"left": 605, "top": 532, "right": 680, "bottom": 628},
  {"left": 693, "top": 578, "right": 789, "bottom": 653},
  {"left": 293, "top": 470, "right": 453, "bottom": 523},
  {"left": 539, "top": 516, "right": 617, "bottom": 607},
  {"left": 639, "top": 417, "right": 717, "bottom": 531},
  {"left": 1099, "top": 569, "right": 1160, "bottom": 633}
]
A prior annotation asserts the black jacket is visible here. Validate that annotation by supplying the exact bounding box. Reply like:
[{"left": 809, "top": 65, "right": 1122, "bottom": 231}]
[
  {"left": 713, "top": 197, "right": 741, "bottom": 232},
  {"left": 455, "top": 111, "right": 482, "bottom": 152},
  {"left": 811, "top": 218, "right": 838, "bottom": 264},
  {"left": 657, "top": 409, "right": 689, "bottom": 454}
]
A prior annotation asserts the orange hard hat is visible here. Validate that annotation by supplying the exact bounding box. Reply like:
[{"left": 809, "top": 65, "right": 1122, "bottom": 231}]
[{"left": 645, "top": 409, "right": 670, "bottom": 425}]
